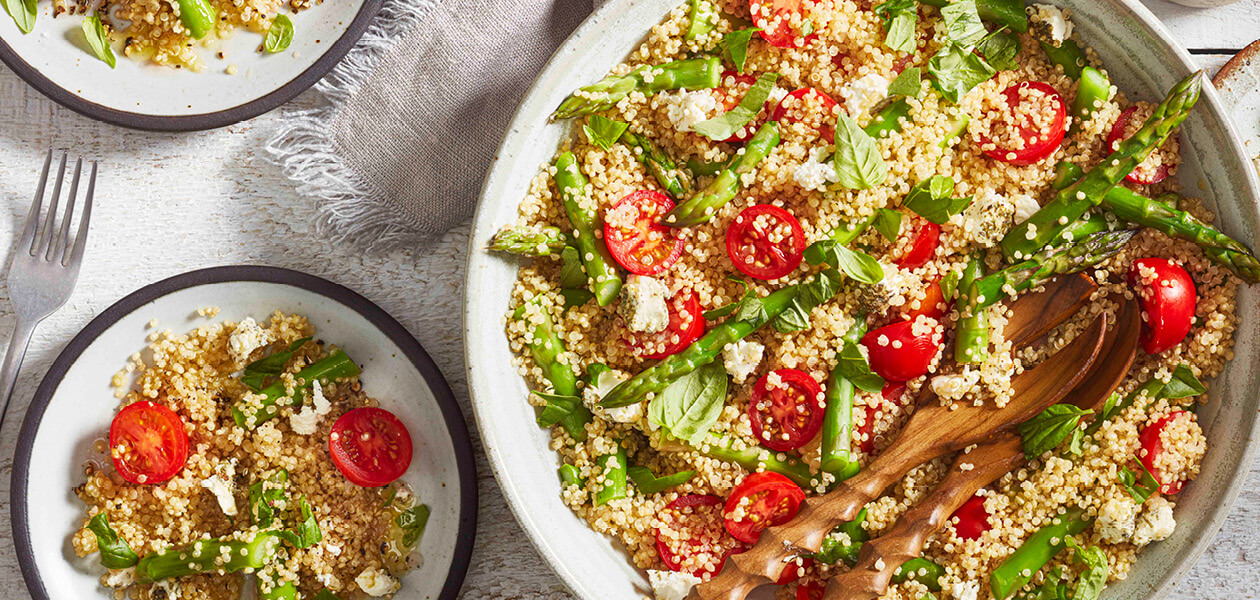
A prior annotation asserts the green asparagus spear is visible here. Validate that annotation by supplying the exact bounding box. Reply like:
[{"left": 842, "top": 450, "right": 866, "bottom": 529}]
[
  {"left": 893, "top": 557, "right": 946, "bottom": 591},
  {"left": 554, "top": 57, "right": 723, "bottom": 119},
  {"left": 620, "top": 130, "right": 693, "bottom": 199},
  {"left": 697, "top": 433, "right": 813, "bottom": 487},
  {"left": 137, "top": 531, "right": 283, "bottom": 582},
  {"left": 821, "top": 315, "right": 866, "bottom": 481},
  {"left": 600, "top": 285, "right": 799, "bottom": 407},
  {"left": 232, "top": 350, "right": 360, "bottom": 428},
  {"left": 177, "top": 0, "right": 217, "bottom": 40},
  {"left": 594, "top": 445, "right": 629, "bottom": 505},
  {"left": 686, "top": 156, "right": 731, "bottom": 177},
  {"left": 628, "top": 465, "right": 696, "bottom": 494},
  {"left": 513, "top": 297, "right": 592, "bottom": 441},
  {"left": 974, "top": 229, "right": 1136, "bottom": 309},
  {"left": 863, "top": 99, "right": 912, "bottom": 139},
  {"left": 1000, "top": 72, "right": 1203, "bottom": 262},
  {"left": 258, "top": 570, "right": 298, "bottom": 600},
  {"left": 814, "top": 508, "right": 870, "bottom": 565},
  {"left": 488, "top": 225, "right": 568, "bottom": 256},
  {"left": 555, "top": 152, "right": 624, "bottom": 305},
  {"left": 1072, "top": 67, "right": 1111, "bottom": 132},
  {"left": 989, "top": 506, "right": 1092, "bottom": 599},
  {"left": 955, "top": 256, "right": 989, "bottom": 364},
  {"left": 938, "top": 113, "right": 971, "bottom": 148},
  {"left": 685, "top": 0, "right": 718, "bottom": 39},
  {"left": 560, "top": 463, "right": 585, "bottom": 487},
  {"left": 1040, "top": 40, "right": 1086, "bottom": 80},
  {"left": 663, "top": 121, "right": 781, "bottom": 227}
]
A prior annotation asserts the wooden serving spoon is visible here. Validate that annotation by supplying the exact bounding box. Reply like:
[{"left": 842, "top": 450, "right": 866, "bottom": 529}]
[
  {"left": 688, "top": 286, "right": 1108, "bottom": 600},
  {"left": 824, "top": 298, "right": 1141, "bottom": 600}
]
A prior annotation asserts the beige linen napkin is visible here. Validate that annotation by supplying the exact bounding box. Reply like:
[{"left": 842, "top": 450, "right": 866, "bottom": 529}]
[{"left": 266, "top": 0, "right": 593, "bottom": 249}]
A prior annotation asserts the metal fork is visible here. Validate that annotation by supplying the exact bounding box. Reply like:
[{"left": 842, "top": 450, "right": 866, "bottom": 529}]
[{"left": 0, "top": 151, "right": 97, "bottom": 433}]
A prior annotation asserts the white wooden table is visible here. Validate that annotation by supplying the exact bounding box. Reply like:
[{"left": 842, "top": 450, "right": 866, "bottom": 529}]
[{"left": 0, "top": 1, "right": 1256, "bottom": 597}]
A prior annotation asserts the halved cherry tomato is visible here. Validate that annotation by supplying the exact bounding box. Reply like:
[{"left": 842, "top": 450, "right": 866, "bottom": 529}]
[
  {"left": 1139, "top": 410, "right": 1193, "bottom": 495},
  {"left": 723, "top": 471, "right": 806, "bottom": 543},
  {"left": 604, "top": 190, "right": 685, "bottom": 275},
  {"left": 625, "top": 290, "right": 705, "bottom": 359},
  {"left": 715, "top": 71, "right": 771, "bottom": 142},
  {"left": 777, "top": 556, "right": 814, "bottom": 585},
  {"left": 772, "top": 88, "right": 840, "bottom": 143},
  {"left": 896, "top": 220, "right": 941, "bottom": 270},
  {"left": 981, "top": 81, "right": 1067, "bottom": 166},
  {"left": 656, "top": 494, "right": 749, "bottom": 577},
  {"left": 950, "top": 494, "right": 992, "bottom": 541},
  {"left": 1127, "top": 258, "right": 1196, "bottom": 355},
  {"left": 1107, "top": 106, "right": 1172, "bottom": 185},
  {"left": 727, "top": 205, "right": 807, "bottom": 280},
  {"left": 329, "top": 407, "right": 413, "bottom": 487},
  {"left": 109, "top": 400, "right": 190, "bottom": 485},
  {"left": 796, "top": 581, "right": 825, "bottom": 600},
  {"left": 857, "top": 382, "right": 907, "bottom": 453},
  {"left": 861, "top": 320, "right": 941, "bottom": 382},
  {"left": 749, "top": 368, "right": 825, "bottom": 451},
  {"left": 750, "top": 0, "right": 818, "bottom": 48},
  {"left": 904, "top": 278, "right": 947, "bottom": 321}
]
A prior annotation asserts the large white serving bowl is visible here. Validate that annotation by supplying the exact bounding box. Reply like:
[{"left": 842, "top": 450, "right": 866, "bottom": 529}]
[{"left": 463, "top": 0, "right": 1260, "bottom": 598}]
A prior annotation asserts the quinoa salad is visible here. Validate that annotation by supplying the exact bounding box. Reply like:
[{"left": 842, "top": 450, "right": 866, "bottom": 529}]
[
  {"left": 487, "top": 0, "right": 1260, "bottom": 599},
  {"left": 72, "top": 311, "right": 427, "bottom": 600}
]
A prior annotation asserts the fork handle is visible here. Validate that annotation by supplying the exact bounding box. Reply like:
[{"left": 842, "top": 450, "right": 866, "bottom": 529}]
[{"left": 0, "top": 317, "right": 38, "bottom": 434}]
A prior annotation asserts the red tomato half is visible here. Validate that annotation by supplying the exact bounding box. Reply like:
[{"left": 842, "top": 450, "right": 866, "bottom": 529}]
[
  {"left": 727, "top": 205, "right": 807, "bottom": 280},
  {"left": 1107, "top": 107, "right": 1171, "bottom": 185},
  {"left": 797, "top": 581, "right": 825, "bottom": 600},
  {"left": 329, "top": 407, "right": 414, "bottom": 487},
  {"left": 715, "top": 72, "right": 771, "bottom": 142},
  {"left": 981, "top": 81, "right": 1067, "bottom": 166},
  {"left": 1127, "top": 258, "right": 1196, "bottom": 355},
  {"left": 896, "top": 220, "right": 941, "bottom": 270},
  {"left": 109, "top": 401, "right": 190, "bottom": 485},
  {"left": 776, "top": 557, "right": 814, "bottom": 585},
  {"left": 604, "top": 190, "right": 685, "bottom": 275},
  {"left": 656, "top": 494, "right": 748, "bottom": 577},
  {"left": 904, "top": 278, "right": 947, "bottom": 321},
  {"left": 723, "top": 471, "right": 806, "bottom": 543},
  {"left": 858, "top": 383, "right": 907, "bottom": 453},
  {"left": 772, "top": 88, "right": 840, "bottom": 143},
  {"left": 861, "top": 320, "right": 941, "bottom": 382},
  {"left": 1139, "top": 410, "right": 1192, "bottom": 495},
  {"left": 950, "top": 494, "right": 992, "bottom": 541},
  {"left": 626, "top": 290, "right": 706, "bottom": 359},
  {"left": 750, "top": 0, "right": 818, "bottom": 48},
  {"left": 748, "top": 369, "right": 825, "bottom": 451}
]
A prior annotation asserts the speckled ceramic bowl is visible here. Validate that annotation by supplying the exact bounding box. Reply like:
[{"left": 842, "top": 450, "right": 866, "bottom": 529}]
[{"left": 464, "top": 2, "right": 1260, "bottom": 599}]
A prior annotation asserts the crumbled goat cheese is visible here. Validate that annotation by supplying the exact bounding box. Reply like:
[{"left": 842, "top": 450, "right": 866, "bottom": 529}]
[
  {"left": 356, "top": 567, "right": 401, "bottom": 597},
  {"left": 793, "top": 152, "right": 839, "bottom": 191},
  {"left": 665, "top": 90, "right": 721, "bottom": 133},
  {"left": 959, "top": 191, "right": 1016, "bottom": 247},
  {"left": 200, "top": 458, "right": 238, "bottom": 517},
  {"left": 1028, "top": 4, "right": 1074, "bottom": 47},
  {"left": 1011, "top": 193, "right": 1042, "bottom": 223},
  {"left": 723, "top": 339, "right": 766, "bottom": 383},
  {"left": 1096, "top": 495, "right": 1139, "bottom": 544},
  {"left": 153, "top": 579, "right": 181, "bottom": 599},
  {"left": 949, "top": 580, "right": 981, "bottom": 600},
  {"left": 620, "top": 275, "right": 671, "bottom": 333},
  {"left": 104, "top": 567, "right": 135, "bottom": 587},
  {"left": 840, "top": 74, "right": 890, "bottom": 117},
  {"left": 1133, "top": 495, "right": 1176, "bottom": 545},
  {"left": 290, "top": 379, "right": 334, "bottom": 435},
  {"left": 649, "top": 569, "right": 703, "bottom": 600},
  {"left": 228, "top": 317, "right": 273, "bottom": 363},
  {"left": 930, "top": 367, "right": 981, "bottom": 402},
  {"left": 583, "top": 368, "right": 642, "bottom": 423}
]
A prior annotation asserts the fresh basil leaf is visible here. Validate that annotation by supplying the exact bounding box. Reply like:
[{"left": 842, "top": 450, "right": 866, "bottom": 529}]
[
  {"left": 832, "top": 113, "right": 887, "bottom": 189},
  {"left": 583, "top": 115, "right": 630, "bottom": 151},
  {"left": 831, "top": 245, "right": 885, "bottom": 284},
  {"left": 647, "top": 361, "right": 728, "bottom": 444},
  {"left": 1161, "top": 364, "right": 1205, "bottom": 399},
  {"left": 627, "top": 465, "right": 696, "bottom": 494},
  {"left": 1017, "top": 404, "right": 1092, "bottom": 460},
  {"left": 903, "top": 176, "right": 972, "bottom": 224},
  {"left": 87, "top": 512, "right": 139, "bottom": 569},
  {"left": 559, "top": 246, "right": 587, "bottom": 289},
  {"left": 720, "top": 28, "right": 763, "bottom": 74},
  {"left": 939, "top": 269, "right": 960, "bottom": 302},
  {"left": 249, "top": 469, "right": 289, "bottom": 528},
  {"left": 704, "top": 279, "right": 753, "bottom": 320},
  {"left": 277, "top": 496, "right": 322, "bottom": 549},
  {"left": 837, "top": 339, "right": 886, "bottom": 393},
  {"left": 1119, "top": 463, "right": 1160, "bottom": 504},
  {"left": 872, "top": 208, "right": 903, "bottom": 242},
  {"left": 976, "top": 28, "right": 1021, "bottom": 71},
  {"left": 82, "top": 13, "right": 116, "bottom": 68},
  {"left": 1, "top": 0, "right": 35, "bottom": 34},
  {"left": 533, "top": 391, "right": 583, "bottom": 427},
  {"left": 241, "top": 337, "right": 312, "bottom": 391},
  {"left": 1097, "top": 391, "right": 1122, "bottom": 423},
  {"left": 735, "top": 293, "right": 770, "bottom": 327},
  {"left": 1023, "top": 568, "right": 1070, "bottom": 600},
  {"left": 774, "top": 269, "right": 843, "bottom": 333},
  {"left": 873, "top": 0, "right": 917, "bottom": 53},
  {"left": 694, "top": 72, "right": 779, "bottom": 141},
  {"left": 887, "top": 67, "right": 922, "bottom": 98},
  {"left": 265, "top": 14, "right": 294, "bottom": 54},
  {"left": 1064, "top": 538, "right": 1109, "bottom": 600},
  {"left": 928, "top": 43, "right": 996, "bottom": 103},
  {"left": 941, "top": 0, "right": 987, "bottom": 48},
  {"left": 1065, "top": 426, "right": 1085, "bottom": 457},
  {"left": 396, "top": 503, "right": 430, "bottom": 547},
  {"left": 560, "top": 288, "right": 593, "bottom": 309}
]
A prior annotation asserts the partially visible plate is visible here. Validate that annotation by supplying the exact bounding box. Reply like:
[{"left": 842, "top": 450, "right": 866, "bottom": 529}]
[
  {"left": 0, "top": 0, "right": 380, "bottom": 130},
  {"left": 11, "top": 265, "right": 477, "bottom": 600},
  {"left": 1215, "top": 40, "right": 1260, "bottom": 175}
]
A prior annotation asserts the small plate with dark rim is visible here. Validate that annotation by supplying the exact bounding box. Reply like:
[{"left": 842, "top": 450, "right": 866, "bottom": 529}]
[
  {"left": 0, "top": 0, "right": 381, "bottom": 131},
  {"left": 11, "top": 265, "right": 477, "bottom": 599}
]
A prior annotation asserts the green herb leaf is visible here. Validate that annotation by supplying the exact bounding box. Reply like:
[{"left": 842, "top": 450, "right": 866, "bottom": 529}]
[
  {"left": 735, "top": 293, "right": 771, "bottom": 327},
  {"left": 87, "top": 512, "right": 139, "bottom": 569},
  {"left": 685, "top": 0, "right": 718, "bottom": 40},
  {"left": 873, "top": 0, "right": 917, "bottom": 52},
  {"left": 628, "top": 465, "right": 696, "bottom": 494},
  {"left": 559, "top": 246, "right": 587, "bottom": 289},
  {"left": 694, "top": 72, "right": 778, "bottom": 140},
  {"left": 872, "top": 208, "right": 904, "bottom": 242},
  {"left": 939, "top": 269, "right": 960, "bottom": 302},
  {"left": 277, "top": 496, "right": 322, "bottom": 549},
  {"left": 647, "top": 361, "right": 728, "bottom": 444},
  {"left": 533, "top": 391, "right": 583, "bottom": 427},
  {"left": 241, "top": 337, "right": 312, "bottom": 391},
  {"left": 774, "top": 269, "right": 843, "bottom": 332},
  {"left": 1022, "top": 568, "right": 1070, "bottom": 600},
  {"left": 804, "top": 240, "right": 884, "bottom": 284},
  {"left": 249, "top": 469, "right": 289, "bottom": 528},
  {"left": 941, "top": 0, "right": 987, "bottom": 48},
  {"left": 1097, "top": 391, "right": 1122, "bottom": 423},
  {"left": 928, "top": 43, "right": 996, "bottom": 103},
  {"left": 887, "top": 67, "right": 922, "bottom": 98},
  {"left": 976, "top": 28, "right": 1021, "bottom": 71},
  {"left": 1119, "top": 463, "right": 1160, "bottom": 504},
  {"left": 832, "top": 112, "right": 887, "bottom": 189},
  {"left": 583, "top": 115, "right": 630, "bottom": 151},
  {"left": 903, "top": 176, "right": 973, "bottom": 224},
  {"left": 1064, "top": 538, "right": 1109, "bottom": 600},
  {"left": 1161, "top": 364, "right": 1205, "bottom": 399},
  {"left": 720, "top": 28, "right": 763, "bottom": 74},
  {"left": 264, "top": 14, "right": 294, "bottom": 54},
  {"left": 1065, "top": 426, "right": 1085, "bottom": 456},
  {"left": 1017, "top": 404, "right": 1093, "bottom": 460},
  {"left": 837, "top": 339, "right": 886, "bottom": 393},
  {"left": 704, "top": 279, "right": 753, "bottom": 320},
  {"left": 396, "top": 503, "right": 430, "bottom": 547},
  {"left": 560, "top": 288, "right": 593, "bottom": 309},
  {"left": 1, "top": 0, "right": 35, "bottom": 34},
  {"left": 82, "top": 13, "right": 116, "bottom": 68}
]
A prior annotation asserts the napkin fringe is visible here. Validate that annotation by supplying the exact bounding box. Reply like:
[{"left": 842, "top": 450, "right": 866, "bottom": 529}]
[{"left": 264, "top": 0, "right": 435, "bottom": 251}]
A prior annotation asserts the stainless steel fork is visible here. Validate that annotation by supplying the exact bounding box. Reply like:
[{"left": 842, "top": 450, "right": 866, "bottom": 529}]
[{"left": 0, "top": 151, "right": 97, "bottom": 432}]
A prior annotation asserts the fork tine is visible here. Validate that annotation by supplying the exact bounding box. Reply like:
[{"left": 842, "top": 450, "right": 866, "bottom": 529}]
[
  {"left": 35, "top": 153, "right": 68, "bottom": 259},
  {"left": 66, "top": 161, "right": 96, "bottom": 267},
  {"left": 19, "top": 150, "right": 53, "bottom": 257},
  {"left": 51, "top": 158, "right": 83, "bottom": 263}
]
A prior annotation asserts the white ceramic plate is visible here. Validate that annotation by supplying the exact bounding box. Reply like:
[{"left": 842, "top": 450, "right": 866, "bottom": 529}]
[
  {"left": 1215, "top": 40, "right": 1260, "bottom": 174},
  {"left": 0, "top": 0, "right": 378, "bottom": 130},
  {"left": 12, "top": 266, "right": 477, "bottom": 600},
  {"left": 463, "top": 1, "right": 1260, "bottom": 599}
]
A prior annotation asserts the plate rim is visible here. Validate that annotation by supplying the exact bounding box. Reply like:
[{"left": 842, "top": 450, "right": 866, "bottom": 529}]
[
  {"left": 0, "top": 0, "right": 382, "bottom": 132},
  {"left": 9, "top": 264, "right": 478, "bottom": 599}
]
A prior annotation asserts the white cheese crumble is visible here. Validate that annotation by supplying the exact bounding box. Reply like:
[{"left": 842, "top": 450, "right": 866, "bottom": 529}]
[
  {"left": 664, "top": 89, "right": 721, "bottom": 133},
  {"left": 356, "top": 567, "right": 401, "bottom": 597},
  {"left": 1028, "top": 4, "right": 1074, "bottom": 47},
  {"left": 1011, "top": 193, "right": 1042, "bottom": 223},
  {"left": 200, "top": 458, "right": 238, "bottom": 517},
  {"left": 793, "top": 149, "right": 839, "bottom": 191},
  {"left": 228, "top": 317, "right": 273, "bottom": 363},
  {"left": 103, "top": 567, "right": 135, "bottom": 588},
  {"left": 930, "top": 367, "right": 981, "bottom": 402},
  {"left": 1096, "top": 495, "right": 1139, "bottom": 544},
  {"left": 839, "top": 73, "right": 890, "bottom": 117},
  {"left": 959, "top": 191, "right": 1016, "bottom": 247},
  {"left": 620, "top": 275, "right": 671, "bottom": 333},
  {"left": 1133, "top": 495, "right": 1176, "bottom": 546},
  {"left": 723, "top": 339, "right": 766, "bottom": 383},
  {"left": 949, "top": 579, "right": 981, "bottom": 600},
  {"left": 583, "top": 368, "right": 643, "bottom": 423},
  {"left": 648, "top": 569, "right": 703, "bottom": 600}
]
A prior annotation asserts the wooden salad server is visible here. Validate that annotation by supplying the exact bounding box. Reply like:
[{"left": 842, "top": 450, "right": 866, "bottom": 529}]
[
  {"left": 687, "top": 278, "right": 1108, "bottom": 600},
  {"left": 825, "top": 298, "right": 1141, "bottom": 600}
]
